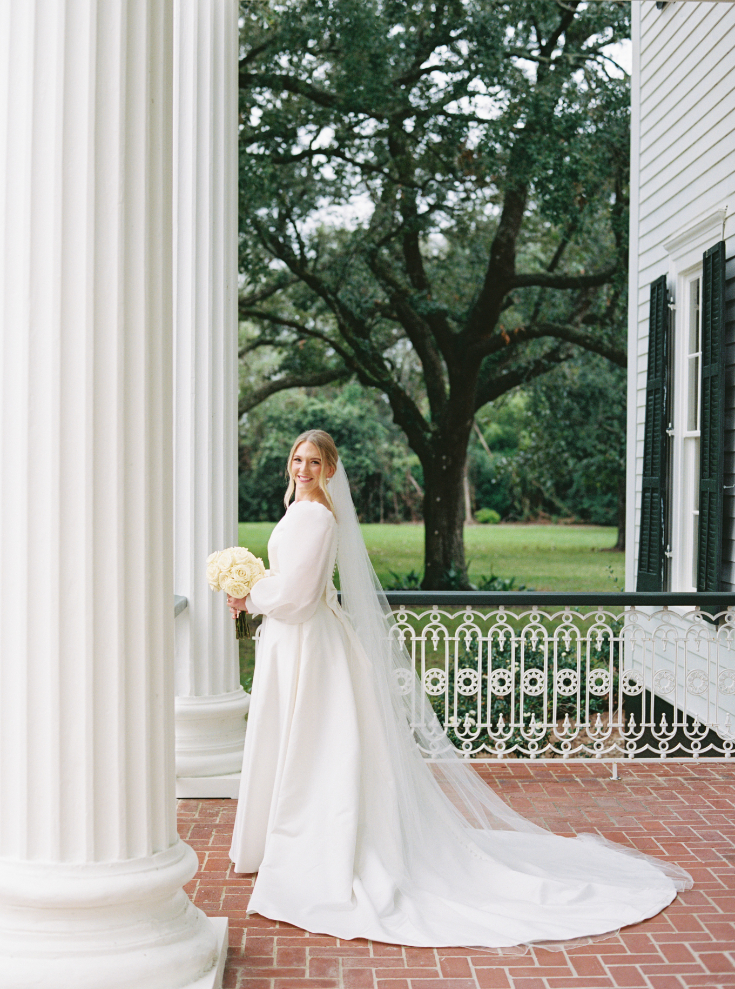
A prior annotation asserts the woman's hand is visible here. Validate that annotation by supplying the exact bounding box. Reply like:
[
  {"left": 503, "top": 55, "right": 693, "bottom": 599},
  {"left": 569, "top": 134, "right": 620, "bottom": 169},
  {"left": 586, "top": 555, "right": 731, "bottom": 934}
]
[{"left": 227, "top": 594, "right": 249, "bottom": 619}]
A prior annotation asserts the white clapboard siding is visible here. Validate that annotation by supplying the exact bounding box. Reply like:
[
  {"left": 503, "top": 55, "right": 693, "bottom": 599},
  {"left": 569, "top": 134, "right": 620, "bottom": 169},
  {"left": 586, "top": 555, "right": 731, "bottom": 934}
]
[{"left": 627, "top": 0, "right": 735, "bottom": 590}]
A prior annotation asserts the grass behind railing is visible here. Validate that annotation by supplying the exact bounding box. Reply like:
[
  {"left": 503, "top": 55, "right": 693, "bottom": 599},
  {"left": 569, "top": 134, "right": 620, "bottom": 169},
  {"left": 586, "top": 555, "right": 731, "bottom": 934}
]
[{"left": 238, "top": 521, "right": 624, "bottom": 592}]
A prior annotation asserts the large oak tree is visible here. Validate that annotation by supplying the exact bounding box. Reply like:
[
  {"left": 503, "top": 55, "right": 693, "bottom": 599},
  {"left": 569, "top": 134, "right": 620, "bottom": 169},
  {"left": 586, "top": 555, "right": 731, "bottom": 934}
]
[{"left": 238, "top": 0, "right": 630, "bottom": 588}]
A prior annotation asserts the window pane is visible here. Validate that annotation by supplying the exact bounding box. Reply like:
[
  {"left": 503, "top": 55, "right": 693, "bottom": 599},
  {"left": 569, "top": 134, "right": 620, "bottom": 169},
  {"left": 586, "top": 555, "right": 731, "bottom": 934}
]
[
  {"left": 688, "top": 355, "right": 699, "bottom": 431},
  {"left": 687, "top": 279, "right": 700, "bottom": 432}
]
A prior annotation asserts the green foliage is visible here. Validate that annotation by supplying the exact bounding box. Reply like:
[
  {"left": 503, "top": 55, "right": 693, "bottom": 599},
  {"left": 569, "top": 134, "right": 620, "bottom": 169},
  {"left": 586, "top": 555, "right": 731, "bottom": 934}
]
[
  {"left": 474, "top": 571, "right": 529, "bottom": 592},
  {"left": 237, "top": 0, "right": 631, "bottom": 584},
  {"left": 496, "top": 353, "right": 626, "bottom": 524},
  {"left": 475, "top": 508, "right": 501, "bottom": 525},
  {"left": 467, "top": 393, "right": 526, "bottom": 519},
  {"left": 385, "top": 569, "right": 423, "bottom": 591},
  {"left": 239, "top": 383, "right": 423, "bottom": 522},
  {"left": 385, "top": 566, "right": 529, "bottom": 592}
]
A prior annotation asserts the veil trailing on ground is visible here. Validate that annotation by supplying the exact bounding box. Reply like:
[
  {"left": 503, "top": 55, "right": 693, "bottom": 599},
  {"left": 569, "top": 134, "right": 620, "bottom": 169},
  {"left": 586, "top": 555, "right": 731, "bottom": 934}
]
[{"left": 327, "top": 459, "right": 691, "bottom": 949}]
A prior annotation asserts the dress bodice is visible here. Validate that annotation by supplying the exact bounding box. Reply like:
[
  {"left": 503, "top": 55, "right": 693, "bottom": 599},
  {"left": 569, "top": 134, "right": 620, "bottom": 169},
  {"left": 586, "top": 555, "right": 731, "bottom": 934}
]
[{"left": 247, "top": 500, "right": 338, "bottom": 624}]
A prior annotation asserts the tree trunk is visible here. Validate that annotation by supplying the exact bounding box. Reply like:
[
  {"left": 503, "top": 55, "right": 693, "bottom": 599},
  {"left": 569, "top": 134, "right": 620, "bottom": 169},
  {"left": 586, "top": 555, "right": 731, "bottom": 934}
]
[
  {"left": 463, "top": 457, "right": 476, "bottom": 525},
  {"left": 421, "top": 448, "right": 471, "bottom": 589}
]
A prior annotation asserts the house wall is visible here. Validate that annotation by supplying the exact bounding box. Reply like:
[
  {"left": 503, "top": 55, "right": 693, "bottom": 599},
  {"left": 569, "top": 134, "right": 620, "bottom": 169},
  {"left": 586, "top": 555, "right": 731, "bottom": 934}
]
[{"left": 626, "top": 0, "right": 735, "bottom": 591}]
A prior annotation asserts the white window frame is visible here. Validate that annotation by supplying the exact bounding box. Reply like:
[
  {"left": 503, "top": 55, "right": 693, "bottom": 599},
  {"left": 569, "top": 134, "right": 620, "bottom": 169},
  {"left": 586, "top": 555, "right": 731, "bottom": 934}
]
[{"left": 663, "top": 209, "right": 727, "bottom": 592}]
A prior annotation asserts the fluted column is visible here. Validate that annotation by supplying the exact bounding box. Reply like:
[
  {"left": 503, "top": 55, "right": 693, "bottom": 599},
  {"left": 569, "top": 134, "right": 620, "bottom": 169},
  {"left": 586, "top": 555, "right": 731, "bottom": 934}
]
[
  {"left": 0, "top": 2, "right": 223, "bottom": 986},
  {"left": 173, "top": 0, "right": 248, "bottom": 791}
]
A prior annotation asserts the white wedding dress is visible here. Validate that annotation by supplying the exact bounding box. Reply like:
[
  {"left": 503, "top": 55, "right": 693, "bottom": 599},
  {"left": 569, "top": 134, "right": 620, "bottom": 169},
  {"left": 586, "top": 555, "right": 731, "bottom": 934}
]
[{"left": 230, "top": 476, "right": 691, "bottom": 949}]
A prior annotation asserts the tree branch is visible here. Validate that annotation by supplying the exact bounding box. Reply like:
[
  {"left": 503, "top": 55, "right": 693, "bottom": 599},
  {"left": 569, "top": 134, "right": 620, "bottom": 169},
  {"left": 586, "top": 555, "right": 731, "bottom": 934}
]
[
  {"left": 239, "top": 275, "right": 298, "bottom": 310},
  {"left": 471, "top": 321, "right": 626, "bottom": 368},
  {"left": 474, "top": 345, "right": 572, "bottom": 411},
  {"left": 252, "top": 227, "right": 434, "bottom": 459},
  {"left": 238, "top": 336, "right": 283, "bottom": 358},
  {"left": 239, "top": 306, "right": 358, "bottom": 368},
  {"left": 366, "top": 252, "right": 448, "bottom": 418},
  {"left": 529, "top": 322, "right": 626, "bottom": 367},
  {"left": 238, "top": 368, "right": 350, "bottom": 416},
  {"left": 510, "top": 266, "right": 616, "bottom": 290},
  {"left": 239, "top": 69, "right": 385, "bottom": 120}
]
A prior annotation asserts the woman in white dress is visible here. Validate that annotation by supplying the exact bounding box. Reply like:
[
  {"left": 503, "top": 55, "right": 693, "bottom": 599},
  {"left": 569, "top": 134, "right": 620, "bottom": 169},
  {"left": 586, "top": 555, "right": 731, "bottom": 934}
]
[{"left": 227, "top": 429, "right": 691, "bottom": 950}]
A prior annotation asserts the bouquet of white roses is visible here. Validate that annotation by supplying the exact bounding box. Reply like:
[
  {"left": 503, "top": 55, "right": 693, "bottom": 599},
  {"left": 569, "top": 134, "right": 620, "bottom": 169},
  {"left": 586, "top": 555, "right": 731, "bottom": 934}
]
[{"left": 206, "top": 547, "right": 266, "bottom": 639}]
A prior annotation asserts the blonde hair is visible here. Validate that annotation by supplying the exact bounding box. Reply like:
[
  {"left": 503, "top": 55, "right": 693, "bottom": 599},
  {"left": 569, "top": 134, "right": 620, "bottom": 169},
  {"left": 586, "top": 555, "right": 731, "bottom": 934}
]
[{"left": 284, "top": 429, "right": 339, "bottom": 511}]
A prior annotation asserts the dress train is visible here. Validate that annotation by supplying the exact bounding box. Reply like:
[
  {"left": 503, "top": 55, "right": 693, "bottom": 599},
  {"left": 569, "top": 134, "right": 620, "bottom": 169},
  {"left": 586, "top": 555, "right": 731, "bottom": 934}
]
[{"left": 230, "top": 497, "right": 691, "bottom": 949}]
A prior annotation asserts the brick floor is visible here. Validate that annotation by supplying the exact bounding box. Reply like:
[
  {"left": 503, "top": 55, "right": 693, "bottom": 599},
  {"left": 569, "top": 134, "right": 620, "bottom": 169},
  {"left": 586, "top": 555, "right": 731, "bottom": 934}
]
[{"left": 179, "top": 762, "right": 735, "bottom": 989}]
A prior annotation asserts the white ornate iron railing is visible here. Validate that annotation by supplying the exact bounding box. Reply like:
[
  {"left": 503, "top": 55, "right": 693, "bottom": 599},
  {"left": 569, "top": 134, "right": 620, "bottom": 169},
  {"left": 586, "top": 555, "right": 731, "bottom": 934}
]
[{"left": 382, "top": 592, "right": 735, "bottom": 761}]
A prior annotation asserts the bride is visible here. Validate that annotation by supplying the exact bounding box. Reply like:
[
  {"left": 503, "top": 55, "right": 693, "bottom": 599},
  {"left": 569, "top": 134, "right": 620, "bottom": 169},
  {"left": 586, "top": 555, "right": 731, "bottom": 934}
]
[{"left": 227, "top": 429, "right": 691, "bottom": 949}]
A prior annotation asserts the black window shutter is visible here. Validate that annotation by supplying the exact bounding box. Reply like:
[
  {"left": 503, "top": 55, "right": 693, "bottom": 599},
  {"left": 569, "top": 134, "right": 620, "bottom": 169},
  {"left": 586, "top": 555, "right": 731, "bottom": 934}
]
[
  {"left": 697, "top": 240, "right": 726, "bottom": 591},
  {"left": 637, "top": 275, "right": 669, "bottom": 591}
]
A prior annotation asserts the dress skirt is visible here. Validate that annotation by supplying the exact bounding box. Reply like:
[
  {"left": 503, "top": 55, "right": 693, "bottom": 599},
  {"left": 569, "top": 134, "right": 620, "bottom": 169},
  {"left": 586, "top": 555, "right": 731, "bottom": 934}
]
[{"left": 231, "top": 598, "right": 685, "bottom": 949}]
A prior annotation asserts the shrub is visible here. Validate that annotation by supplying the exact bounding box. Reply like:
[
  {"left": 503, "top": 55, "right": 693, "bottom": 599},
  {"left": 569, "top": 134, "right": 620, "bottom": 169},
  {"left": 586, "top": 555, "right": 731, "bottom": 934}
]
[
  {"left": 475, "top": 572, "right": 530, "bottom": 591},
  {"left": 385, "top": 569, "right": 423, "bottom": 590},
  {"left": 475, "top": 507, "right": 501, "bottom": 525}
]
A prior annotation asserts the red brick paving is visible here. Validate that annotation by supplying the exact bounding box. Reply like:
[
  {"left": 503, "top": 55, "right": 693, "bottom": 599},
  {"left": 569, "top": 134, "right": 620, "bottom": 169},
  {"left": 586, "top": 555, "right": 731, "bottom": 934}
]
[{"left": 179, "top": 762, "right": 735, "bottom": 989}]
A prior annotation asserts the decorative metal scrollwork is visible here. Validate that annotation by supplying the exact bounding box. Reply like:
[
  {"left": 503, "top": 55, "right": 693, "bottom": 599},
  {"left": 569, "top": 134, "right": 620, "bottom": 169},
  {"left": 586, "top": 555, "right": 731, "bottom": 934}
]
[
  {"left": 587, "top": 669, "right": 610, "bottom": 696},
  {"left": 456, "top": 668, "right": 480, "bottom": 695},
  {"left": 489, "top": 668, "right": 512, "bottom": 696},
  {"left": 686, "top": 669, "right": 709, "bottom": 696},
  {"left": 522, "top": 668, "right": 545, "bottom": 696},
  {"left": 377, "top": 603, "right": 735, "bottom": 759},
  {"left": 653, "top": 669, "right": 676, "bottom": 695},
  {"left": 393, "top": 667, "right": 413, "bottom": 695},
  {"left": 621, "top": 669, "right": 644, "bottom": 695},
  {"left": 423, "top": 668, "right": 446, "bottom": 695},
  {"left": 718, "top": 669, "right": 735, "bottom": 695},
  {"left": 555, "top": 668, "right": 578, "bottom": 696}
]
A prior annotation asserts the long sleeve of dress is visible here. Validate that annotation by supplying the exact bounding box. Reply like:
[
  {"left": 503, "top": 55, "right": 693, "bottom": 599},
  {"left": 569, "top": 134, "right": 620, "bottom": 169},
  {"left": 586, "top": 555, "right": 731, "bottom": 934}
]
[{"left": 246, "top": 501, "right": 336, "bottom": 624}]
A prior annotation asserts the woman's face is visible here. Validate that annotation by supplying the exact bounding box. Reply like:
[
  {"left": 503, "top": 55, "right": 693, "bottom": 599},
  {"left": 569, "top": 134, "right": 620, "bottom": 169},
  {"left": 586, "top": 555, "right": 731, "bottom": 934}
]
[{"left": 291, "top": 441, "right": 334, "bottom": 496}]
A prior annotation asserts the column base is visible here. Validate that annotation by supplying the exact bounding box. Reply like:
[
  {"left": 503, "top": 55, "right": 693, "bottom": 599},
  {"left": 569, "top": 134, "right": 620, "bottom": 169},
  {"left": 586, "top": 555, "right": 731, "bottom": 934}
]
[
  {"left": 175, "top": 688, "right": 250, "bottom": 778},
  {"left": 177, "top": 773, "right": 240, "bottom": 799},
  {"left": 0, "top": 841, "right": 219, "bottom": 989},
  {"left": 189, "top": 917, "right": 227, "bottom": 989}
]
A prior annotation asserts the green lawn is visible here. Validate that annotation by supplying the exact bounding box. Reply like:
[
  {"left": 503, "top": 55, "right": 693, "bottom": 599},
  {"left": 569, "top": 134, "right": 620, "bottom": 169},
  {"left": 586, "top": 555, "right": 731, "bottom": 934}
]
[{"left": 238, "top": 521, "right": 624, "bottom": 593}]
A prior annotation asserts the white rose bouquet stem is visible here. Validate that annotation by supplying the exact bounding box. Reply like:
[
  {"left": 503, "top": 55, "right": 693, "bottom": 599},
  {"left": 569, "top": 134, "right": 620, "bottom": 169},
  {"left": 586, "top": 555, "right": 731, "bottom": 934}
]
[
  {"left": 234, "top": 604, "right": 249, "bottom": 640},
  {"left": 206, "top": 547, "right": 266, "bottom": 640}
]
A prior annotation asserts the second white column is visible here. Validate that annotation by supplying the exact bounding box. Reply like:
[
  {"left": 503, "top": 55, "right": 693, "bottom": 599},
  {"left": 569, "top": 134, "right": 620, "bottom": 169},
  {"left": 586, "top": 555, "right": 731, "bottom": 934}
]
[{"left": 173, "top": 0, "right": 249, "bottom": 792}]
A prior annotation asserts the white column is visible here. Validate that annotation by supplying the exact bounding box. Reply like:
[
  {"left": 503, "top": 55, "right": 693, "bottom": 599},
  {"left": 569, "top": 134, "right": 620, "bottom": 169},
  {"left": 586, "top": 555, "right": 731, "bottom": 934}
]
[
  {"left": 0, "top": 3, "right": 224, "bottom": 987},
  {"left": 173, "top": 0, "right": 249, "bottom": 792}
]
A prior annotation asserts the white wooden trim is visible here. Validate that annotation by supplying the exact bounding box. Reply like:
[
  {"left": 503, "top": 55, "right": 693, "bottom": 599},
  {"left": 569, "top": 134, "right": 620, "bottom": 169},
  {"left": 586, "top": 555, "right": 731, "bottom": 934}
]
[
  {"left": 662, "top": 209, "right": 729, "bottom": 591},
  {"left": 664, "top": 209, "right": 728, "bottom": 264},
  {"left": 626, "top": 0, "right": 643, "bottom": 592}
]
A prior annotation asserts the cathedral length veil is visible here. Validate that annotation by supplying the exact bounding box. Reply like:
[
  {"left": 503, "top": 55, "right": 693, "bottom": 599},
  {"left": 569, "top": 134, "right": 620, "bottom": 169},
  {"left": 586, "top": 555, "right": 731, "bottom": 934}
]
[{"left": 328, "top": 460, "right": 692, "bottom": 951}]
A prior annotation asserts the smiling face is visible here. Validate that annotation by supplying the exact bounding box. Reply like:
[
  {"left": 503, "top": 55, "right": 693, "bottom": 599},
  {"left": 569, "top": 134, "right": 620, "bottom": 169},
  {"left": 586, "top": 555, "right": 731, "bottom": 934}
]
[{"left": 290, "top": 440, "right": 335, "bottom": 501}]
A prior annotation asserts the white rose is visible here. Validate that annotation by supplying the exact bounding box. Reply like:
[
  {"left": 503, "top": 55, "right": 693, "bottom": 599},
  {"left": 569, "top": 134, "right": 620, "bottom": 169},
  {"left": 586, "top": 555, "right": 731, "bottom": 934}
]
[
  {"left": 206, "top": 560, "right": 221, "bottom": 591},
  {"left": 223, "top": 579, "right": 248, "bottom": 599},
  {"left": 217, "top": 548, "right": 235, "bottom": 571},
  {"left": 206, "top": 547, "right": 264, "bottom": 595},
  {"left": 231, "top": 557, "right": 265, "bottom": 585}
]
